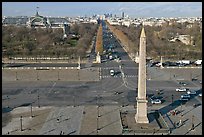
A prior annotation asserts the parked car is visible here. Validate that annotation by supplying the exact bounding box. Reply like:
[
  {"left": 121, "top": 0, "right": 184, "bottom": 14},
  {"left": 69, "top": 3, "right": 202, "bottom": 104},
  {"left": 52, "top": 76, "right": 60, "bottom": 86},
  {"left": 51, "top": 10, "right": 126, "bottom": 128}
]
[
  {"left": 114, "top": 91, "right": 123, "bottom": 95},
  {"left": 181, "top": 94, "right": 190, "bottom": 99},
  {"left": 176, "top": 88, "right": 188, "bottom": 92},
  {"left": 151, "top": 99, "right": 162, "bottom": 104},
  {"left": 179, "top": 82, "right": 187, "bottom": 86},
  {"left": 180, "top": 97, "right": 189, "bottom": 101},
  {"left": 199, "top": 93, "right": 202, "bottom": 97},
  {"left": 150, "top": 96, "right": 163, "bottom": 100},
  {"left": 187, "top": 90, "right": 196, "bottom": 95},
  {"left": 192, "top": 78, "right": 198, "bottom": 81}
]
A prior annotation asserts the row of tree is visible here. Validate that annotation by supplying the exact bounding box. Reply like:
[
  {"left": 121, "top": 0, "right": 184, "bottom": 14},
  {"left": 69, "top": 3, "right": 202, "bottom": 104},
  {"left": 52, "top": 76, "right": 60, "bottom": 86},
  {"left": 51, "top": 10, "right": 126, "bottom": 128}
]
[
  {"left": 105, "top": 21, "right": 137, "bottom": 55},
  {"left": 95, "top": 23, "right": 103, "bottom": 55},
  {"left": 106, "top": 21, "right": 202, "bottom": 60}
]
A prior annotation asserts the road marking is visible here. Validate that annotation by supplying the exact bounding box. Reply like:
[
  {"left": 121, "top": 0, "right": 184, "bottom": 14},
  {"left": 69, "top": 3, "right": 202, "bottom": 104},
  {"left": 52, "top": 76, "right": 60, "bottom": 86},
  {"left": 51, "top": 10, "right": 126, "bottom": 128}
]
[
  {"left": 188, "top": 81, "right": 202, "bottom": 88},
  {"left": 102, "top": 67, "right": 138, "bottom": 70},
  {"left": 48, "top": 82, "right": 56, "bottom": 93},
  {"left": 101, "top": 75, "right": 138, "bottom": 78}
]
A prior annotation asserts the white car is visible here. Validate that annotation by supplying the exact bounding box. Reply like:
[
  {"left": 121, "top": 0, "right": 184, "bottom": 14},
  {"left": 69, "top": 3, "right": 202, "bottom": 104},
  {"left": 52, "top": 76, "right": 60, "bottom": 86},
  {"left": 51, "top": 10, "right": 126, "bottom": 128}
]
[
  {"left": 181, "top": 94, "right": 190, "bottom": 99},
  {"left": 151, "top": 99, "right": 162, "bottom": 104},
  {"left": 187, "top": 90, "right": 196, "bottom": 95},
  {"left": 176, "top": 88, "right": 187, "bottom": 92},
  {"left": 199, "top": 93, "right": 202, "bottom": 97},
  {"left": 110, "top": 70, "right": 115, "bottom": 76}
]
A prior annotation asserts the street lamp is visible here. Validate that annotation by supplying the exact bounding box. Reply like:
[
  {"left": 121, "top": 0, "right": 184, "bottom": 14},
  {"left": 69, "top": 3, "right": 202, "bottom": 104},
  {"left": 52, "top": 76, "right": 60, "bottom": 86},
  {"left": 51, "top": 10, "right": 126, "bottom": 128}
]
[
  {"left": 7, "top": 95, "right": 9, "bottom": 108},
  {"left": 37, "top": 91, "right": 40, "bottom": 108},
  {"left": 37, "top": 71, "right": 39, "bottom": 80},
  {"left": 191, "top": 115, "right": 195, "bottom": 131},
  {"left": 15, "top": 72, "right": 18, "bottom": 80},
  {"left": 96, "top": 94, "right": 102, "bottom": 134},
  {"left": 73, "top": 93, "right": 76, "bottom": 107},
  {"left": 30, "top": 103, "right": 34, "bottom": 118},
  {"left": 20, "top": 116, "right": 23, "bottom": 131},
  {"left": 58, "top": 71, "right": 60, "bottom": 80},
  {"left": 78, "top": 70, "right": 80, "bottom": 81},
  {"left": 180, "top": 103, "right": 183, "bottom": 116},
  {"left": 171, "top": 94, "right": 174, "bottom": 106}
]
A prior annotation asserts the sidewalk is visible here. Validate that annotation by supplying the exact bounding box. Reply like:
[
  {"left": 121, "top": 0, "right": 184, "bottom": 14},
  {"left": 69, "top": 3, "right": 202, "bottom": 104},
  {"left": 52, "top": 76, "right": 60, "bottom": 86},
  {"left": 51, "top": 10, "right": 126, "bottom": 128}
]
[{"left": 162, "top": 105, "right": 202, "bottom": 135}]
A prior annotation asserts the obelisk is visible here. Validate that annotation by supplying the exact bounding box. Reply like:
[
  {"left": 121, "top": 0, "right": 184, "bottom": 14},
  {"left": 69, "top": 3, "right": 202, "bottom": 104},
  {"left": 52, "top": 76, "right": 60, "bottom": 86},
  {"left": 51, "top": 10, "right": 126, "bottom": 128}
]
[{"left": 135, "top": 26, "right": 149, "bottom": 123}]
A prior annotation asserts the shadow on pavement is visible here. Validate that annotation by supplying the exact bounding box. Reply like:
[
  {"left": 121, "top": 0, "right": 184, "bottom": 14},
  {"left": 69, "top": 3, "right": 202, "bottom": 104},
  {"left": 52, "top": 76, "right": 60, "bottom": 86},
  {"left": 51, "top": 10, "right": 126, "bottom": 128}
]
[{"left": 158, "top": 88, "right": 202, "bottom": 116}]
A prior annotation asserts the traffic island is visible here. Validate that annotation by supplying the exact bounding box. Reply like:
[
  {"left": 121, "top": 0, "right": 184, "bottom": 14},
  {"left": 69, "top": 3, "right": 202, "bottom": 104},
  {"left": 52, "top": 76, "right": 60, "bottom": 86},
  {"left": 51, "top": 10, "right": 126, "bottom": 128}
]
[{"left": 120, "top": 110, "right": 170, "bottom": 135}]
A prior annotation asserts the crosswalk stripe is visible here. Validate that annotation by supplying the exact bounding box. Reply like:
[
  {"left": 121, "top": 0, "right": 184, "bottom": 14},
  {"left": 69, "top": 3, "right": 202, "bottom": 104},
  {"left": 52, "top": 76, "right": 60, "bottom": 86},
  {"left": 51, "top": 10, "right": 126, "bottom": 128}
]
[
  {"left": 101, "top": 67, "right": 138, "bottom": 70},
  {"left": 101, "top": 75, "right": 137, "bottom": 78}
]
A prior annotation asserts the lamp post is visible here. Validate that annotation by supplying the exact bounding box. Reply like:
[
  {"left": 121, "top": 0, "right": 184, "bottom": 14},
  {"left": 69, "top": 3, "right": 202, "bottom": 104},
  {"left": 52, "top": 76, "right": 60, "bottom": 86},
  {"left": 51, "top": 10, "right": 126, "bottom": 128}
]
[
  {"left": 16, "top": 72, "right": 18, "bottom": 80},
  {"left": 20, "top": 116, "right": 23, "bottom": 131},
  {"left": 78, "top": 70, "right": 80, "bottom": 81},
  {"left": 73, "top": 92, "right": 76, "bottom": 107},
  {"left": 97, "top": 94, "right": 101, "bottom": 135},
  {"left": 37, "top": 91, "right": 40, "bottom": 108},
  {"left": 30, "top": 103, "right": 34, "bottom": 118},
  {"left": 171, "top": 94, "right": 174, "bottom": 106},
  {"left": 7, "top": 95, "right": 9, "bottom": 108},
  {"left": 58, "top": 71, "right": 60, "bottom": 80},
  {"left": 191, "top": 115, "right": 195, "bottom": 131},
  {"left": 37, "top": 71, "right": 39, "bottom": 80}
]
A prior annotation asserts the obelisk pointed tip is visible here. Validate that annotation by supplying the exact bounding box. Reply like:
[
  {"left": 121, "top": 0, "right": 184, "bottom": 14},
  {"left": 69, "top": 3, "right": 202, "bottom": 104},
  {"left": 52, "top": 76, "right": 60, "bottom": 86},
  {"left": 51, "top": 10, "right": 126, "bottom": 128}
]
[{"left": 140, "top": 26, "right": 146, "bottom": 38}]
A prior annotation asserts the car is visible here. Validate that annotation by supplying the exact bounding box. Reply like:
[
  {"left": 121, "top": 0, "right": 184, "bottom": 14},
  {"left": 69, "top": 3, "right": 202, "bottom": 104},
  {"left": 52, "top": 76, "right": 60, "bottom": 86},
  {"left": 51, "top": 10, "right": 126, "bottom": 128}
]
[
  {"left": 110, "top": 70, "right": 115, "bottom": 76},
  {"left": 150, "top": 96, "right": 163, "bottom": 100},
  {"left": 109, "top": 55, "right": 113, "bottom": 60},
  {"left": 199, "top": 93, "right": 202, "bottom": 97},
  {"left": 156, "top": 90, "right": 163, "bottom": 95},
  {"left": 176, "top": 88, "right": 188, "bottom": 92},
  {"left": 187, "top": 90, "right": 196, "bottom": 95},
  {"left": 114, "top": 91, "right": 123, "bottom": 95},
  {"left": 192, "top": 78, "right": 198, "bottom": 81},
  {"left": 151, "top": 99, "right": 162, "bottom": 104},
  {"left": 180, "top": 97, "right": 189, "bottom": 101},
  {"left": 181, "top": 94, "right": 190, "bottom": 99},
  {"left": 179, "top": 82, "right": 187, "bottom": 86}
]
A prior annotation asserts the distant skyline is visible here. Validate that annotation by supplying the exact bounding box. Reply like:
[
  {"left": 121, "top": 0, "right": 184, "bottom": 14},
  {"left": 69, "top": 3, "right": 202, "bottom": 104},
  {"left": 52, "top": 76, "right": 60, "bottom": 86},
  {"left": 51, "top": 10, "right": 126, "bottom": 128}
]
[{"left": 2, "top": 2, "right": 202, "bottom": 18}]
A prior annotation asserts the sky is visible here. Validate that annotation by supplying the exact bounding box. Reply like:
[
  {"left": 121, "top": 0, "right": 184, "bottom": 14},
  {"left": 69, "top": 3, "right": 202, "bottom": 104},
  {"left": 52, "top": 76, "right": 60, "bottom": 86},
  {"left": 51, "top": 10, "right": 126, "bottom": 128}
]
[{"left": 2, "top": 2, "right": 202, "bottom": 18}]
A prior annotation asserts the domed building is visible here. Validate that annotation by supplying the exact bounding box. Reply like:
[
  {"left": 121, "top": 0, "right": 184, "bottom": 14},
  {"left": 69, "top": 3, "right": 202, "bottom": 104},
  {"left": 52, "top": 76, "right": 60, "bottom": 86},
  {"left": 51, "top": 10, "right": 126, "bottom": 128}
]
[{"left": 27, "top": 11, "right": 51, "bottom": 28}]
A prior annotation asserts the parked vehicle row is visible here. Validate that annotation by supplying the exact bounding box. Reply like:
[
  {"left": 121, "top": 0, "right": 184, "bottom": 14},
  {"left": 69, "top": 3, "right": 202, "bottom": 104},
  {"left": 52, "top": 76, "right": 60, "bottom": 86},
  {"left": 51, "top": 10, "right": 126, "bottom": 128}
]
[
  {"left": 176, "top": 88, "right": 188, "bottom": 92},
  {"left": 179, "top": 89, "right": 199, "bottom": 101}
]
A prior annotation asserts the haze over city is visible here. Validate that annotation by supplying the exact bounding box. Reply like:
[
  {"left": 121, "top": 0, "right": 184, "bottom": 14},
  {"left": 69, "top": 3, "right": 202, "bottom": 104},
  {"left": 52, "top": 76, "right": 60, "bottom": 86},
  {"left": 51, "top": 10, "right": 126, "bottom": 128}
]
[{"left": 2, "top": 2, "right": 202, "bottom": 18}]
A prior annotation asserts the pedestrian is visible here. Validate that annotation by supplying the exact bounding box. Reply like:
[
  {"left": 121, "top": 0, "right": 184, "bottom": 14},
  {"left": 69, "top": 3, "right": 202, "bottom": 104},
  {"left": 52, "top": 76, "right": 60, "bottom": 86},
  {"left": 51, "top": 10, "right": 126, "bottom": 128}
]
[{"left": 179, "top": 119, "right": 182, "bottom": 126}]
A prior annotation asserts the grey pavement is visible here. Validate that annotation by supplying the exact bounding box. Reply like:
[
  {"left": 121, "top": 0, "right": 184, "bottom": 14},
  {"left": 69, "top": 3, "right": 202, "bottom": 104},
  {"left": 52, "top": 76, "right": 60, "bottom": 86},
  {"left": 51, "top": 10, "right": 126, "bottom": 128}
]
[
  {"left": 79, "top": 105, "right": 122, "bottom": 135},
  {"left": 39, "top": 106, "right": 84, "bottom": 135},
  {"left": 168, "top": 105, "right": 202, "bottom": 135}
]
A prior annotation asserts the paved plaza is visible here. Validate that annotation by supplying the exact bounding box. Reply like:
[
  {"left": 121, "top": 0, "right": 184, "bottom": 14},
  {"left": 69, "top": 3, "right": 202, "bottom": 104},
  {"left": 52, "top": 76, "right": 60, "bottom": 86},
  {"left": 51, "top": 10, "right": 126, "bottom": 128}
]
[{"left": 2, "top": 102, "right": 202, "bottom": 135}]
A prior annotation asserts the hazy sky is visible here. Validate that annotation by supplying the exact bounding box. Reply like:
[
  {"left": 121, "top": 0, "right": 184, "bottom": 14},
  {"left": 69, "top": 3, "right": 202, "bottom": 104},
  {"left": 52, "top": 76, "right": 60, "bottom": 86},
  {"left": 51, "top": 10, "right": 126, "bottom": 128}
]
[{"left": 2, "top": 2, "right": 202, "bottom": 18}]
